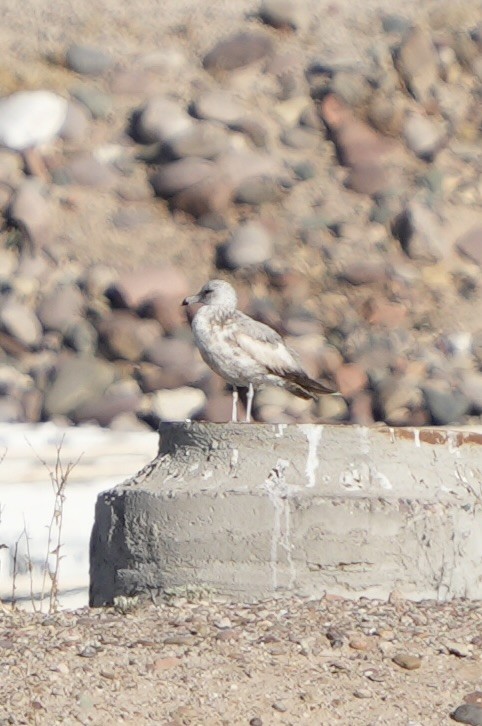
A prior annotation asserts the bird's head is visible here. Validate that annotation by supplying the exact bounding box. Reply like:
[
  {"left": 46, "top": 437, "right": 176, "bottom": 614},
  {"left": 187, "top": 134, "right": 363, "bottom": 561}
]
[{"left": 182, "top": 279, "right": 238, "bottom": 311}]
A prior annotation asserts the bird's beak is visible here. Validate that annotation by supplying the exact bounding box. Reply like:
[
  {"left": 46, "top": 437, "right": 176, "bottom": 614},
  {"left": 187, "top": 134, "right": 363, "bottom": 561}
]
[{"left": 182, "top": 293, "right": 201, "bottom": 306}]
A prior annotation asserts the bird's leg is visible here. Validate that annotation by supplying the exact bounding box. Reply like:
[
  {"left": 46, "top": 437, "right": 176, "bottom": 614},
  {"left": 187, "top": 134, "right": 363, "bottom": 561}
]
[
  {"left": 231, "top": 387, "right": 238, "bottom": 423},
  {"left": 246, "top": 383, "right": 254, "bottom": 423}
]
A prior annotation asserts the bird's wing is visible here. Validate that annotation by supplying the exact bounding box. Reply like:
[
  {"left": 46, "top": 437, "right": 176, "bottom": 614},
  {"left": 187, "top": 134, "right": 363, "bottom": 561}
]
[{"left": 225, "top": 312, "right": 301, "bottom": 374}]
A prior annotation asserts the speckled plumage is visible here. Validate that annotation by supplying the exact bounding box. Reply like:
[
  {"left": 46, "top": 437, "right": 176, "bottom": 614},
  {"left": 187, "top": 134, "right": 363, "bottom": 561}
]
[{"left": 183, "top": 280, "right": 336, "bottom": 422}]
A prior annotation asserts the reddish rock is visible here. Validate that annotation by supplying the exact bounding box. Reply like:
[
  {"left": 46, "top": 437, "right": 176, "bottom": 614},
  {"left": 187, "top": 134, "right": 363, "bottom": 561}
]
[
  {"left": 335, "top": 363, "right": 368, "bottom": 398},
  {"left": 362, "top": 298, "right": 408, "bottom": 327},
  {"left": 110, "top": 265, "right": 189, "bottom": 310},
  {"left": 170, "top": 171, "right": 233, "bottom": 218},
  {"left": 350, "top": 391, "right": 375, "bottom": 425}
]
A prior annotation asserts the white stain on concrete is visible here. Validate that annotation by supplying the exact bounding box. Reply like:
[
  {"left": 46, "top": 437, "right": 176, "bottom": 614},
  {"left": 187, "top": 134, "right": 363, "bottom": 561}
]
[
  {"left": 359, "top": 427, "right": 371, "bottom": 455},
  {"left": 447, "top": 431, "right": 461, "bottom": 458},
  {"left": 300, "top": 425, "right": 323, "bottom": 488},
  {"left": 413, "top": 429, "right": 421, "bottom": 448},
  {"left": 261, "top": 459, "right": 295, "bottom": 590},
  {"left": 275, "top": 424, "right": 287, "bottom": 438}
]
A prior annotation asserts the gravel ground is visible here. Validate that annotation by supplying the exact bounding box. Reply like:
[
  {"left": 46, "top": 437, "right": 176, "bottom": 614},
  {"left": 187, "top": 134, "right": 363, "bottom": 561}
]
[{"left": 1, "top": 595, "right": 481, "bottom": 725}]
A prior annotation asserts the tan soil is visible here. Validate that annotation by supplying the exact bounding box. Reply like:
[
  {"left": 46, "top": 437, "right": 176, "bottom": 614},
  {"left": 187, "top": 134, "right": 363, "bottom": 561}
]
[{"left": 1, "top": 595, "right": 481, "bottom": 725}]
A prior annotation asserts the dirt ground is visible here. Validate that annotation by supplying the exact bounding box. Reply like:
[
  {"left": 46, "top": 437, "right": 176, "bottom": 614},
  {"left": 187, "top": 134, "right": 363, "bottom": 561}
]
[{"left": 1, "top": 594, "right": 481, "bottom": 725}]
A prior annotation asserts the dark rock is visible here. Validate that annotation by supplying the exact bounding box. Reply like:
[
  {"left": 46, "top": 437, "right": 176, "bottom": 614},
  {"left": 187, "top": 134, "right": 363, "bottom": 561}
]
[
  {"left": 451, "top": 704, "right": 482, "bottom": 725},
  {"left": 203, "top": 32, "right": 274, "bottom": 74}
]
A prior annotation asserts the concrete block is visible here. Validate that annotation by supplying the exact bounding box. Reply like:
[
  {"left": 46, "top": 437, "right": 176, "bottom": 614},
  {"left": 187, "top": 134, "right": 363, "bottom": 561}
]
[{"left": 90, "top": 422, "right": 482, "bottom": 606}]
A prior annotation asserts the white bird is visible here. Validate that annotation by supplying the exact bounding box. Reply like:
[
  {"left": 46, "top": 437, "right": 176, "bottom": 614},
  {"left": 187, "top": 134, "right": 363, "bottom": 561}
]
[{"left": 183, "top": 279, "right": 337, "bottom": 422}]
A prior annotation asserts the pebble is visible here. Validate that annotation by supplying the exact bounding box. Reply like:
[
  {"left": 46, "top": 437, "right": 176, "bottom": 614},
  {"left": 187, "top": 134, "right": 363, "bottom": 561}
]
[
  {"left": 258, "top": 0, "right": 308, "bottom": 31},
  {"left": 203, "top": 32, "right": 274, "bottom": 74},
  {"left": 66, "top": 44, "right": 112, "bottom": 75},
  {"left": 217, "top": 221, "right": 273, "bottom": 269},
  {"left": 192, "top": 91, "right": 246, "bottom": 125},
  {"left": 457, "top": 226, "right": 482, "bottom": 267},
  {"left": 451, "top": 705, "right": 482, "bottom": 726},
  {"left": 394, "top": 26, "right": 440, "bottom": 103},
  {"left": 392, "top": 653, "right": 422, "bottom": 670},
  {"left": 170, "top": 171, "right": 234, "bottom": 218},
  {"left": 150, "top": 158, "right": 214, "bottom": 198},
  {"left": 0, "top": 298, "right": 43, "bottom": 347},
  {"left": 55, "top": 153, "right": 118, "bottom": 189},
  {"left": 8, "top": 179, "right": 52, "bottom": 248},
  {"left": 422, "top": 382, "right": 470, "bottom": 425},
  {"left": 37, "top": 284, "right": 84, "bottom": 333},
  {"left": 0, "top": 90, "right": 68, "bottom": 151},
  {"left": 133, "top": 97, "right": 193, "bottom": 145},
  {"left": 163, "top": 122, "right": 231, "bottom": 160},
  {"left": 403, "top": 112, "right": 446, "bottom": 161},
  {"left": 393, "top": 199, "right": 450, "bottom": 262},
  {"left": 71, "top": 86, "right": 112, "bottom": 119},
  {"left": 271, "top": 701, "right": 287, "bottom": 713}
]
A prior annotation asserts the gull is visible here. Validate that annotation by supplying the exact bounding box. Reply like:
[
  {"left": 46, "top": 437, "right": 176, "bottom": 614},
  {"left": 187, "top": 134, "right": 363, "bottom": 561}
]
[{"left": 183, "top": 279, "right": 337, "bottom": 422}]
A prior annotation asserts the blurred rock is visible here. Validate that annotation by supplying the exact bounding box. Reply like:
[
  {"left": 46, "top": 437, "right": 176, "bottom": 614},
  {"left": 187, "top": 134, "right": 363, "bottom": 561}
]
[
  {"left": 8, "top": 179, "right": 52, "bottom": 248},
  {"left": 462, "top": 373, "right": 482, "bottom": 414},
  {"left": 394, "top": 27, "right": 439, "bottom": 103},
  {"left": 163, "top": 122, "right": 231, "bottom": 160},
  {"left": 362, "top": 297, "right": 408, "bottom": 327},
  {"left": 37, "top": 284, "right": 84, "bottom": 332},
  {"left": 133, "top": 97, "right": 193, "bottom": 144},
  {"left": 0, "top": 297, "right": 42, "bottom": 347},
  {"left": 59, "top": 101, "right": 90, "bottom": 142},
  {"left": 0, "top": 395, "right": 23, "bottom": 422},
  {"left": 170, "top": 171, "right": 233, "bottom": 217},
  {"left": 44, "top": 356, "right": 115, "bottom": 417},
  {"left": 144, "top": 337, "right": 206, "bottom": 388},
  {"left": 403, "top": 112, "right": 446, "bottom": 161},
  {"left": 217, "top": 221, "right": 273, "bottom": 269},
  {"left": 150, "top": 386, "right": 206, "bottom": 420},
  {"left": 350, "top": 391, "right": 375, "bottom": 425},
  {"left": 150, "top": 158, "right": 214, "bottom": 198},
  {"left": 280, "top": 126, "right": 320, "bottom": 150},
  {"left": 316, "top": 393, "right": 348, "bottom": 420},
  {"left": 335, "top": 363, "right": 368, "bottom": 398},
  {"left": 71, "top": 86, "right": 113, "bottom": 119},
  {"left": 192, "top": 91, "right": 246, "bottom": 125},
  {"left": 73, "top": 379, "right": 142, "bottom": 426},
  {"left": 423, "top": 381, "right": 471, "bottom": 425},
  {"left": 258, "top": 0, "right": 308, "bottom": 31},
  {"left": 235, "top": 177, "right": 284, "bottom": 205},
  {"left": 109, "top": 265, "right": 188, "bottom": 310},
  {"left": 393, "top": 199, "right": 450, "bottom": 262},
  {"left": 65, "top": 44, "right": 113, "bottom": 76},
  {"left": 456, "top": 226, "right": 482, "bottom": 267},
  {"left": 378, "top": 376, "right": 424, "bottom": 425},
  {"left": 97, "top": 312, "right": 162, "bottom": 361},
  {"left": 203, "top": 32, "right": 274, "bottom": 74},
  {"left": 338, "top": 262, "right": 388, "bottom": 286},
  {"left": 55, "top": 153, "right": 118, "bottom": 189}
]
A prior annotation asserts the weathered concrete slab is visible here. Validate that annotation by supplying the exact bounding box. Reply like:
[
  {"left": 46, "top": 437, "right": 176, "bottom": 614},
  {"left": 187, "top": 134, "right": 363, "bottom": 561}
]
[{"left": 90, "top": 422, "right": 482, "bottom": 606}]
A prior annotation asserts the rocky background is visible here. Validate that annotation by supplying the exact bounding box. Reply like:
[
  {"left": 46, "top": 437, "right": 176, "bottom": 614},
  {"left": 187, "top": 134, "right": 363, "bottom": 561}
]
[{"left": 1, "top": 0, "right": 482, "bottom": 429}]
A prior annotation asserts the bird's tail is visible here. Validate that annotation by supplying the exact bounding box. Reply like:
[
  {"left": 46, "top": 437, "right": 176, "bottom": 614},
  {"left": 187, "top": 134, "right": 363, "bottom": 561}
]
[{"left": 274, "top": 369, "right": 338, "bottom": 400}]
